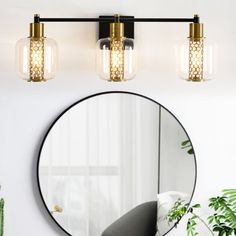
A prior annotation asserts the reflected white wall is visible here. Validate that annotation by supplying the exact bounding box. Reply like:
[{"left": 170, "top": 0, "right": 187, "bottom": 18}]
[{"left": 160, "top": 108, "right": 195, "bottom": 195}]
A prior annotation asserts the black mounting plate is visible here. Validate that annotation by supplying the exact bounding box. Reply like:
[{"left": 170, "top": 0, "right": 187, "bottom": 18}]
[{"left": 98, "top": 15, "right": 134, "bottom": 40}]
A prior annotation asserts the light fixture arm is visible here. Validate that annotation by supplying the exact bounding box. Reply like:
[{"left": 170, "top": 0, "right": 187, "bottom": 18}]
[{"left": 34, "top": 14, "right": 200, "bottom": 23}]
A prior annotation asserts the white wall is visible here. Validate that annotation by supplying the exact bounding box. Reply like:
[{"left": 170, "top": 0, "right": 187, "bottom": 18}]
[{"left": 0, "top": 0, "right": 236, "bottom": 235}]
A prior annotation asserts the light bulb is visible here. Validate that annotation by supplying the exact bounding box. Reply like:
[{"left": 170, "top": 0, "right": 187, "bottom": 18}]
[
  {"left": 96, "top": 22, "right": 137, "bottom": 82},
  {"left": 16, "top": 21, "right": 57, "bottom": 82}
]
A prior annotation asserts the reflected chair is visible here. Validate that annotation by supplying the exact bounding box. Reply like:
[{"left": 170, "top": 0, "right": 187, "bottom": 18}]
[{"left": 102, "top": 201, "right": 157, "bottom": 236}]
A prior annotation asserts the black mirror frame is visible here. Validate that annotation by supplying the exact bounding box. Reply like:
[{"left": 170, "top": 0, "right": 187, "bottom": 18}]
[{"left": 36, "top": 91, "right": 197, "bottom": 236}]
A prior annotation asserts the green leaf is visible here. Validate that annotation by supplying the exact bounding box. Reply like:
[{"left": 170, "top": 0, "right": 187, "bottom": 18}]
[
  {"left": 181, "top": 140, "right": 190, "bottom": 146},
  {"left": 188, "top": 149, "right": 194, "bottom": 155},
  {"left": 192, "top": 204, "right": 201, "bottom": 208}
]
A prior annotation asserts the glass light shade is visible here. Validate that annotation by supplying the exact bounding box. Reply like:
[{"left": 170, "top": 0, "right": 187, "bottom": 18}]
[
  {"left": 96, "top": 37, "right": 137, "bottom": 82},
  {"left": 176, "top": 38, "right": 215, "bottom": 81},
  {"left": 16, "top": 37, "right": 58, "bottom": 82}
]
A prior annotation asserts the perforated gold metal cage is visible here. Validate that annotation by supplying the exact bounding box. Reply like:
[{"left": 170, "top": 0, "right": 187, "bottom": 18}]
[
  {"left": 109, "top": 22, "right": 125, "bottom": 82},
  {"left": 188, "top": 22, "right": 204, "bottom": 82},
  {"left": 29, "top": 22, "right": 45, "bottom": 82},
  {"left": 189, "top": 38, "right": 204, "bottom": 81},
  {"left": 29, "top": 37, "right": 45, "bottom": 82}
]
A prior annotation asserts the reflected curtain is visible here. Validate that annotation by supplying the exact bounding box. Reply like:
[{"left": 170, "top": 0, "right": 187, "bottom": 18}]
[{"left": 39, "top": 94, "right": 159, "bottom": 236}]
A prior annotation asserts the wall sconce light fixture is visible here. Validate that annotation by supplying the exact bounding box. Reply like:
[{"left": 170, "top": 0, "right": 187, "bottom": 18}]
[
  {"left": 16, "top": 15, "right": 57, "bottom": 82},
  {"left": 177, "top": 18, "right": 215, "bottom": 81},
  {"left": 16, "top": 14, "right": 213, "bottom": 82},
  {"left": 96, "top": 15, "right": 136, "bottom": 82}
]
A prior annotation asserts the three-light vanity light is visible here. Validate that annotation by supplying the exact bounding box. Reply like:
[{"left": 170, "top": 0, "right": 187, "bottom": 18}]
[{"left": 16, "top": 14, "right": 213, "bottom": 82}]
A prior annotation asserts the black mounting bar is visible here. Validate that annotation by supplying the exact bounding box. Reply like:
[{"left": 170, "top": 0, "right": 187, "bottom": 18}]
[
  {"left": 33, "top": 14, "right": 200, "bottom": 40},
  {"left": 34, "top": 15, "right": 200, "bottom": 24}
]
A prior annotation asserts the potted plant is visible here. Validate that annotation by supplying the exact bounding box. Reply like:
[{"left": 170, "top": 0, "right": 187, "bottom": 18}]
[{"left": 167, "top": 189, "right": 236, "bottom": 236}]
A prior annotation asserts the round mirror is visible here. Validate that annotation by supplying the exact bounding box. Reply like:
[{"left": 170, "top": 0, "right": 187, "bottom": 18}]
[{"left": 37, "top": 92, "right": 197, "bottom": 236}]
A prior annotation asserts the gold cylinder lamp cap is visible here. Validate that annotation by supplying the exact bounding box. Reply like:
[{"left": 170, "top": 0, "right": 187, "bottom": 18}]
[
  {"left": 30, "top": 23, "right": 44, "bottom": 38},
  {"left": 110, "top": 22, "right": 124, "bottom": 38},
  {"left": 189, "top": 23, "right": 204, "bottom": 39}
]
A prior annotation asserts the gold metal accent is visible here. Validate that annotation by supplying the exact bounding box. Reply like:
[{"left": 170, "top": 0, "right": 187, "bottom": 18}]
[
  {"left": 109, "top": 19, "right": 125, "bottom": 82},
  {"left": 188, "top": 21, "right": 204, "bottom": 82},
  {"left": 189, "top": 38, "right": 204, "bottom": 81},
  {"left": 29, "top": 38, "right": 45, "bottom": 82},
  {"left": 51, "top": 205, "right": 63, "bottom": 214},
  {"left": 30, "top": 14, "right": 44, "bottom": 39},
  {"left": 30, "top": 23, "right": 44, "bottom": 38},
  {"left": 189, "top": 23, "right": 203, "bottom": 39},
  {"left": 110, "top": 22, "right": 124, "bottom": 39},
  {"left": 29, "top": 15, "right": 45, "bottom": 82}
]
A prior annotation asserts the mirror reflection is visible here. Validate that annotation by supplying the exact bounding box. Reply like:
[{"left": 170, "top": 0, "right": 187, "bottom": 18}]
[{"left": 38, "top": 92, "right": 196, "bottom": 236}]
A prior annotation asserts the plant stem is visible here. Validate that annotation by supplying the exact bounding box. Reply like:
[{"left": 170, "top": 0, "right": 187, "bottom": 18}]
[
  {"left": 0, "top": 198, "right": 4, "bottom": 236},
  {"left": 191, "top": 212, "right": 214, "bottom": 236}
]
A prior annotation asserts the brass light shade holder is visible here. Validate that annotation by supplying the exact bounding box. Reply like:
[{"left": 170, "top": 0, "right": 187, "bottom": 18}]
[
  {"left": 30, "top": 23, "right": 44, "bottom": 38},
  {"left": 110, "top": 22, "right": 124, "bottom": 39},
  {"left": 188, "top": 16, "right": 204, "bottom": 82},
  {"left": 189, "top": 22, "right": 204, "bottom": 39}
]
